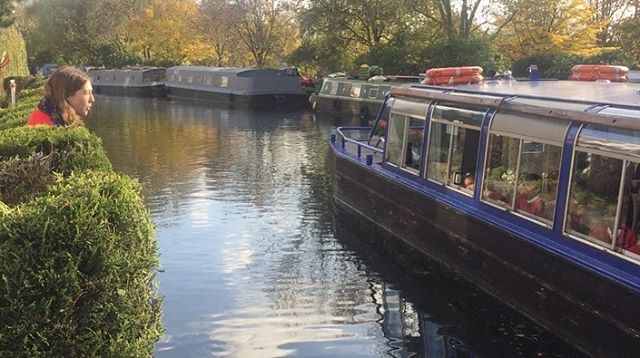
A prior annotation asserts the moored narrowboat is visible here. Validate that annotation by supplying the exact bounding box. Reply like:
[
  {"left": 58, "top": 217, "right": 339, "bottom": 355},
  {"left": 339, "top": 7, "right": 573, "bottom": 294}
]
[
  {"left": 165, "top": 66, "right": 308, "bottom": 109},
  {"left": 88, "top": 67, "right": 166, "bottom": 97},
  {"left": 310, "top": 76, "right": 420, "bottom": 120},
  {"left": 331, "top": 79, "right": 640, "bottom": 356}
]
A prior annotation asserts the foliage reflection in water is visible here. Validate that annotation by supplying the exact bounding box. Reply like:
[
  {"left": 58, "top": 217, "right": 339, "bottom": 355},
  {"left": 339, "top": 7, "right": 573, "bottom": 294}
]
[{"left": 85, "top": 96, "right": 583, "bottom": 357}]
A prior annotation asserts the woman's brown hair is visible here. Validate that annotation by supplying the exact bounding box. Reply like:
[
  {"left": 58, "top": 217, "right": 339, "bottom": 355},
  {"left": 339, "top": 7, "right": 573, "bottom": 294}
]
[{"left": 44, "top": 66, "right": 90, "bottom": 126}]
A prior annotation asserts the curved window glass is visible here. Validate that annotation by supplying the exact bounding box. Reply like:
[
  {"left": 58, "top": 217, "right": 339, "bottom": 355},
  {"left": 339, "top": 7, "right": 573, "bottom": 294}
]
[
  {"left": 565, "top": 124, "right": 640, "bottom": 263},
  {"left": 482, "top": 112, "right": 566, "bottom": 225},
  {"left": 426, "top": 105, "right": 485, "bottom": 195},
  {"left": 384, "top": 99, "right": 428, "bottom": 173}
]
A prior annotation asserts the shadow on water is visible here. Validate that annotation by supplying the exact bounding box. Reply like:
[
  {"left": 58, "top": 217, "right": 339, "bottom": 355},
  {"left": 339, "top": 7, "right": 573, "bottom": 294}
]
[{"left": 331, "top": 204, "right": 587, "bottom": 358}]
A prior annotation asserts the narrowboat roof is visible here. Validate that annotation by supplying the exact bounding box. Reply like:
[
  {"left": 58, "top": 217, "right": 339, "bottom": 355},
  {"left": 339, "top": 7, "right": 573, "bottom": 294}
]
[
  {"left": 88, "top": 67, "right": 164, "bottom": 74},
  {"left": 412, "top": 80, "right": 640, "bottom": 108},
  {"left": 167, "top": 66, "right": 291, "bottom": 77}
]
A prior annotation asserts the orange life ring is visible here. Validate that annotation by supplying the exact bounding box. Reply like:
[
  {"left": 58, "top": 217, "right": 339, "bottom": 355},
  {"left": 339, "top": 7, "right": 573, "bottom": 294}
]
[
  {"left": 426, "top": 66, "right": 483, "bottom": 78},
  {"left": 569, "top": 73, "right": 628, "bottom": 82},
  {"left": 426, "top": 74, "right": 483, "bottom": 85},
  {"left": 571, "top": 64, "right": 629, "bottom": 74}
]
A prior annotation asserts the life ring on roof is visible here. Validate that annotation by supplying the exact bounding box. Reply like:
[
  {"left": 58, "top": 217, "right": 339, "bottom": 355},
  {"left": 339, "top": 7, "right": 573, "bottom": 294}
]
[
  {"left": 569, "top": 72, "right": 628, "bottom": 82},
  {"left": 571, "top": 64, "right": 629, "bottom": 75},
  {"left": 425, "top": 74, "right": 483, "bottom": 85},
  {"left": 426, "top": 66, "right": 483, "bottom": 78}
]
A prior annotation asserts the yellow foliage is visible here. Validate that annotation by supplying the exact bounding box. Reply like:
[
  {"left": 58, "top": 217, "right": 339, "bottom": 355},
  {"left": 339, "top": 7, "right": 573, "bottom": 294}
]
[{"left": 494, "top": 0, "right": 605, "bottom": 62}]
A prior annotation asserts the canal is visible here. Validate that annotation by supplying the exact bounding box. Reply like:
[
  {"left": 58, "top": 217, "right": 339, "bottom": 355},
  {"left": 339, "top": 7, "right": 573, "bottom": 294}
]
[{"left": 86, "top": 96, "right": 585, "bottom": 357}]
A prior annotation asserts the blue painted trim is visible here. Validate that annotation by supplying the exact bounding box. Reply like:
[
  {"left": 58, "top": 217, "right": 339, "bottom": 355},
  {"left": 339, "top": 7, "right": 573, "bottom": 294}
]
[{"left": 330, "top": 135, "right": 640, "bottom": 294}]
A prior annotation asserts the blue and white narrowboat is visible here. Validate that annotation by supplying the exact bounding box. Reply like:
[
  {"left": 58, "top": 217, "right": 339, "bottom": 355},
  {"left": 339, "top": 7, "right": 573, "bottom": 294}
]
[
  {"left": 165, "top": 66, "right": 308, "bottom": 109},
  {"left": 331, "top": 79, "right": 640, "bottom": 356},
  {"left": 88, "top": 67, "right": 166, "bottom": 98}
]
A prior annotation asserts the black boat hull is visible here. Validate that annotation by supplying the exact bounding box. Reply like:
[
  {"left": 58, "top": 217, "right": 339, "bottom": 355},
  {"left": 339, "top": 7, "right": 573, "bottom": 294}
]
[
  {"left": 331, "top": 149, "right": 640, "bottom": 357},
  {"left": 167, "top": 86, "right": 309, "bottom": 110}
]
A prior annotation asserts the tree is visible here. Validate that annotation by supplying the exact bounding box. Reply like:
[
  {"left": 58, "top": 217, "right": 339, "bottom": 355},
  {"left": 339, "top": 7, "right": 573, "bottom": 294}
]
[
  {"left": 492, "top": 0, "right": 604, "bottom": 63},
  {"left": 232, "top": 0, "right": 299, "bottom": 67},
  {"left": 197, "top": 0, "right": 244, "bottom": 66},
  {"left": 0, "top": 0, "right": 19, "bottom": 28},
  {"left": 588, "top": 0, "right": 633, "bottom": 45},
  {"left": 126, "top": 0, "right": 200, "bottom": 66},
  {"left": 407, "top": 0, "right": 487, "bottom": 40},
  {"left": 20, "top": 0, "right": 146, "bottom": 66}
]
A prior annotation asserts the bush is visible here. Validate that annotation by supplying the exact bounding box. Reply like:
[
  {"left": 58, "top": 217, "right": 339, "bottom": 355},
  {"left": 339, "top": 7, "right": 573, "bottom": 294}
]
[
  {"left": 511, "top": 52, "right": 582, "bottom": 79},
  {"left": 422, "top": 36, "right": 504, "bottom": 74},
  {"left": 0, "top": 151, "right": 57, "bottom": 205},
  {"left": 0, "top": 171, "right": 162, "bottom": 357},
  {"left": 584, "top": 49, "right": 639, "bottom": 70},
  {"left": 0, "top": 126, "right": 112, "bottom": 174},
  {"left": 511, "top": 49, "right": 638, "bottom": 78}
]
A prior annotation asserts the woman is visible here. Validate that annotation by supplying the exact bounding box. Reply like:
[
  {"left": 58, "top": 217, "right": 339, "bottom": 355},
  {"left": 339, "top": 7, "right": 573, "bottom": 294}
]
[{"left": 27, "top": 66, "right": 94, "bottom": 127}]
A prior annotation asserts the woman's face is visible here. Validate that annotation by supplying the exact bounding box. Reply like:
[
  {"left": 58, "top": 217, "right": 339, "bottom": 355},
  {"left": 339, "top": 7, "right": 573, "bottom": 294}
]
[{"left": 67, "top": 81, "right": 94, "bottom": 116}]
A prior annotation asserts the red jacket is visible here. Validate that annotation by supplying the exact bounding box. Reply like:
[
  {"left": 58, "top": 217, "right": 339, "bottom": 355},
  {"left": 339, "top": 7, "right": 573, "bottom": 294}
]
[{"left": 27, "top": 109, "right": 54, "bottom": 127}]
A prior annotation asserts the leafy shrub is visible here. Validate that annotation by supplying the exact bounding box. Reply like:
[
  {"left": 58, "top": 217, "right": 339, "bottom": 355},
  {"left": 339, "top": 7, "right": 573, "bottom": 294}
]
[
  {"left": 422, "top": 35, "right": 504, "bottom": 74},
  {"left": 584, "top": 49, "right": 639, "bottom": 69},
  {"left": 511, "top": 52, "right": 582, "bottom": 79},
  {"left": 0, "top": 151, "right": 57, "bottom": 205},
  {"left": 0, "top": 126, "right": 112, "bottom": 174},
  {"left": 0, "top": 171, "right": 162, "bottom": 357},
  {"left": 511, "top": 49, "right": 638, "bottom": 78}
]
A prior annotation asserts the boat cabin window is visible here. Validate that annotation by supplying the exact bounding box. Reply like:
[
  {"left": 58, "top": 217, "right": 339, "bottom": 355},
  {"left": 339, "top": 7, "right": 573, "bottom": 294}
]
[
  {"left": 338, "top": 82, "right": 352, "bottom": 97},
  {"left": 425, "top": 104, "right": 485, "bottom": 195},
  {"left": 350, "top": 85, "right": 361, "bottom": 98},
  {"left": 220, "top": 76, "right": 228, "bottom": 87},
  {"left": 565, "top": 125, "right": 640, "bottom": 262},
  {"left": 385, "top": 98, "right": 428, "bottom": 174},
  {"left": 369, "top": 86, "right": 379, "bottom": 99},
  {"left": 482, "top": 111, "right": 568, "bottom": 225}
]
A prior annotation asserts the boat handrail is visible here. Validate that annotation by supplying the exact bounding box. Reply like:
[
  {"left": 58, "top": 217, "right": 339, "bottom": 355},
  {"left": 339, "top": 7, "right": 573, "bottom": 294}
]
[
  {"left": 391, "top": 87, "right": 640, "bottom": 131},
  {"left": 334, "top": 126, "right": 384, "bottom": 160}
]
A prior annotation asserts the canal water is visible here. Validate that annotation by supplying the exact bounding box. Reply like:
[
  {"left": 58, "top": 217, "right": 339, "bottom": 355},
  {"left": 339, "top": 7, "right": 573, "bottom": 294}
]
[{"left": 86, "top": 96, "right": 584, "bottom": 357}]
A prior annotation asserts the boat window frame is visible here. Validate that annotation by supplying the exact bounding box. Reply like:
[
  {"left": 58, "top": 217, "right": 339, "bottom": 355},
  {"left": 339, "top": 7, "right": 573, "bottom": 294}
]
[
  {"left": 562, "top": 124, "right": 640, "bottom": 264},
  {"left": 383, "top": 99, "right": 429, "bottom": 175},
  {"left": 424, "top": 103, "right": 485, "bottom": 196},
  {"left": 479, "top": 112, "right": 569, "bottom": 227},
  {"left": 369, "top": 86, "right": 379, "bottom": 99}
]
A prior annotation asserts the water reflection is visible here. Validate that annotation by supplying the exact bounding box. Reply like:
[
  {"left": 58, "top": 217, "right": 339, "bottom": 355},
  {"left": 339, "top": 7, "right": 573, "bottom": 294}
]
[{"left": 85, "top": 96, "right": 582, "bottom": 357}]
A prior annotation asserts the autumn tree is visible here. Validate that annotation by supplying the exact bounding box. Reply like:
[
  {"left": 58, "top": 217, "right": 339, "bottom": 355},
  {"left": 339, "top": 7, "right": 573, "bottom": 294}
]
[
  {"left": 491, "top": 0, "right": 604, "bottom": 62},
  {"left": 197, "top": 0, "right": 243, "bottom": 66},
  {"left": 20, "top": 0, "right": 146, "bottom": 66},
  {"left": 126, "top": 0, "right": 201, "bottom": 66},
  {"left": 407, "top": 0, "right": 487, "bottom": 40},
  {"left": 232, "top": 0, "right": 299, "bottom": 67},
  {"left": 588, "top": 0, "right": 633, "bottom": 45}
]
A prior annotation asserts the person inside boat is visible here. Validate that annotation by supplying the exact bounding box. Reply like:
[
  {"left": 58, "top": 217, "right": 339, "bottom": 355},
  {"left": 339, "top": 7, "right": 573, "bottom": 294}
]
[
  {"left": 463, "top": 172, "right": 475, "bottom": 191},
  {"left": 27, "top": 66, "right": 94, "bottom": 127},
  {"left": 516, "top": 173, "right": 545, "bottom": 217}
]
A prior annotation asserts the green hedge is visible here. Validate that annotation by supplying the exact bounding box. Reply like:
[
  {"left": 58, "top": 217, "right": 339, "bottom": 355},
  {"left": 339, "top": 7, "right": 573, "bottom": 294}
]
[
  {"left": 0, "top": 75, "right": 163, "bottom": 356},
  {"left": 0, "top": 126, "right": 112, "bottom": 175},
  {"left": 511, "top": 49, "right": 639, "bottom": 78},
  {"left": 0, "top": 171, "right": 162, "bottom": 357}
]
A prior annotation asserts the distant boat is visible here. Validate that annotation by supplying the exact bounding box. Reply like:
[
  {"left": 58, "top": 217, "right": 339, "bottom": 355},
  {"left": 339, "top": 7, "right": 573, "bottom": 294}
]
[
  {"left": 309, "top": 75, "right": 421, "bottom": 120},
  {"left": 165, "top": 66, "right": 308, "bottom": 109},
  {"left": 88, "top": 67, "right": 166, "bottom": 98}
]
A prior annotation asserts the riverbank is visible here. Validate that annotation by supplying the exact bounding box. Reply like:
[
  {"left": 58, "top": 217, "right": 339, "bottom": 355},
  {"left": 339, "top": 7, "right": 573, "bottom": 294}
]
[{"left": 0, "top": 78, "right": 163, "bottom": 356}]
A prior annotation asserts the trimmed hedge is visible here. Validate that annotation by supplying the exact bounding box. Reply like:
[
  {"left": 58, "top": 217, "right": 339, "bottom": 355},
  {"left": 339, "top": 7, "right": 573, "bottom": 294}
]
[
  {"left": 0, "top": 75, "right": 163, "bottom": 356},
  {"left": 0, "top": 126, "right": 112, "bottom": 176},
  {"left": 0, "top": 171, "right": 162, "bottom": 357}
]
